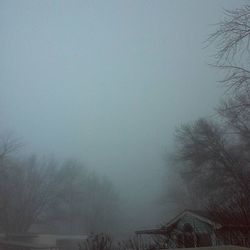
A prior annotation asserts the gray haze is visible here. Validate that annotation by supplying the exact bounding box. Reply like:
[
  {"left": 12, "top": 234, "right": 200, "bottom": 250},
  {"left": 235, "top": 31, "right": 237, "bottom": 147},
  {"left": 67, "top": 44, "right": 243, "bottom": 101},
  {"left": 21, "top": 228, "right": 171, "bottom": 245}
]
[{"left": 0, "top": 0, "right": 246, "bottom": 234}]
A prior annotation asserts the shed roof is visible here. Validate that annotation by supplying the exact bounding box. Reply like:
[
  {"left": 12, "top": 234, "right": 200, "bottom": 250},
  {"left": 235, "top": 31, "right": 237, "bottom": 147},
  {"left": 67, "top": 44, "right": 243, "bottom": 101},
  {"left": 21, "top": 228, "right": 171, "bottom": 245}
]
[{"left": 135, "top": 209, "right": 221, "bottom": 235}]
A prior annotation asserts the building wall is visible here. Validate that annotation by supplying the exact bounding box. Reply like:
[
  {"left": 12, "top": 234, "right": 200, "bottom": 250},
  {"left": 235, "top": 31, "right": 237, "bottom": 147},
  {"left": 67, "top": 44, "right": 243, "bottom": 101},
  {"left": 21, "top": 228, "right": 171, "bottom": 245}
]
[{"left": 169, "top": 214, "right": 215, "bottom": 248}]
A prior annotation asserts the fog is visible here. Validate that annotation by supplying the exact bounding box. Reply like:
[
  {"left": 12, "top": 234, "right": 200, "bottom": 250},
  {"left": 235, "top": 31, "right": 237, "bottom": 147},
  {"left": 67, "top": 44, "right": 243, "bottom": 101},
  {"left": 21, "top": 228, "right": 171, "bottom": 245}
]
[{"left": 0, "top": 0, "right": 247, "bottom": 237}]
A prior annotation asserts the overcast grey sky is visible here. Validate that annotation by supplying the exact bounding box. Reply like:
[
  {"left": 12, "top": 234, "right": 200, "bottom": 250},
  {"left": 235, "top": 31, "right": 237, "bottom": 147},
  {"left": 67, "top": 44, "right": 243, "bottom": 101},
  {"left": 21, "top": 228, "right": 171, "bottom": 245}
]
[{"left": 0, "top": 0, "right": 247, "bottom": 231}]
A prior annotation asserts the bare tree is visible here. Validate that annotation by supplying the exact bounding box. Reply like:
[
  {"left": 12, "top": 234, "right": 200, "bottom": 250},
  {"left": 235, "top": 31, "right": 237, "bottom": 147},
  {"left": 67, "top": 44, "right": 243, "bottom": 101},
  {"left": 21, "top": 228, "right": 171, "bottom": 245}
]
[
  {"left": 0, "top": 155, "right": 58, "bottom": 233},
  {"left": 208, "top": 5, "right": 250, "bottom": 94},
  {"left": 164, "top": 4, "right": 250, "bottom": 245},
  {"left": 49, "top": 160, "right": 119, "bottom": 234},
  {"left": 172, "top": 119, "right": 250, "bottom": 206},
  {"left": 0, "top": 133, "right": 22, "bottom": 160},
  {"left": 209, "top": 6, "right": 250, "bottom": 62}
]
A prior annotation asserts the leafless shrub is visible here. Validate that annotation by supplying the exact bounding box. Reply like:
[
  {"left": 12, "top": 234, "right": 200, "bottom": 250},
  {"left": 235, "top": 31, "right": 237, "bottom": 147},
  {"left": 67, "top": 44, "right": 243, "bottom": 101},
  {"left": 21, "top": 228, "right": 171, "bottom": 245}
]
[{"left": 79, "top": 233, "right": 113, "bottom": 250}]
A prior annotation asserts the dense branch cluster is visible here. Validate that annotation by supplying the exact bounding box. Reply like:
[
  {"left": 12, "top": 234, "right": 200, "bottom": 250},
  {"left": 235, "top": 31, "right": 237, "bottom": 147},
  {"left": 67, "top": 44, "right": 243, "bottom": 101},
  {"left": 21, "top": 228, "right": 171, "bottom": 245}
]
[{"left": 209, "top": 6, "right": 250, "bottom": 62}]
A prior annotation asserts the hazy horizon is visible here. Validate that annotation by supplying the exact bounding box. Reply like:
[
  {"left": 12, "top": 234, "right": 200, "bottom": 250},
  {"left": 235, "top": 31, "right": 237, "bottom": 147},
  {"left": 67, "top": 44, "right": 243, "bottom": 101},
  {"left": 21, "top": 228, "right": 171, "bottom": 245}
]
[{"left": 0, "top": 0, "right": 247, "bottom": 234}]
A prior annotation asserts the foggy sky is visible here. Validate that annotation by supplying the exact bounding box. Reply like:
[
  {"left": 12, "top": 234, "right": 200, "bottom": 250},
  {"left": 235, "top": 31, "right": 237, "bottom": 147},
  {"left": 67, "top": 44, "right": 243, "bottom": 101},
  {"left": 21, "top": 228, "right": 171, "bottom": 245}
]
[{"left": 0, "top": 0, "right": 247, "bottom": 232}]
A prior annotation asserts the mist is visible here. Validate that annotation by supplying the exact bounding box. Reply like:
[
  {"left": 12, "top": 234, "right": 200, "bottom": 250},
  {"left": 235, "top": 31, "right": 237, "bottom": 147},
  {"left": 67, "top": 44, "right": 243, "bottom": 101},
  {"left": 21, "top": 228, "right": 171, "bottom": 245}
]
[{"left": 0, "top": 0, "right": 247, "bottom": 239}]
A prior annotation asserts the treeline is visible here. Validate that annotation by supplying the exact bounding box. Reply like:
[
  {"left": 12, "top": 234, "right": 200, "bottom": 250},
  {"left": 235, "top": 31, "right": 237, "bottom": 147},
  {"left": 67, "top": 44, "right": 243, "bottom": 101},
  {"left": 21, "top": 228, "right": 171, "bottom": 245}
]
[
  {"left": 0, "top": 135, "right": 119, "bottom": 234},
  {"left": 165, "top": 5, "right": 250, "bottom": 225}
]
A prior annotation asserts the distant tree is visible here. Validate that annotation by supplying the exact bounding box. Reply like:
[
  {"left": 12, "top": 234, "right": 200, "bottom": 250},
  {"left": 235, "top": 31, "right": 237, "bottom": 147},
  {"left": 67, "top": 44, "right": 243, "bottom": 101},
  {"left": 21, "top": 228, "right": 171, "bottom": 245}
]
[
  {"left": 82, "top": 173, "right": 119, "bottom": 232},
  {"left": 0, "top": 153, "right": 58, "bottom": 233},
  {"left": 49, "top": 160, "right": 119, "bottom": 234},
  {"left": 0, "top": 136, "right": 119, "bottom": 235},
  {"left": 160, "top": 169, "right": 195, "bottom": 212},
  {"left": 48, "top": 160, "right": 88, "bottom": 233},
  {"left": 0, "top": 133, "right": 22, "bottom": 160}
]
